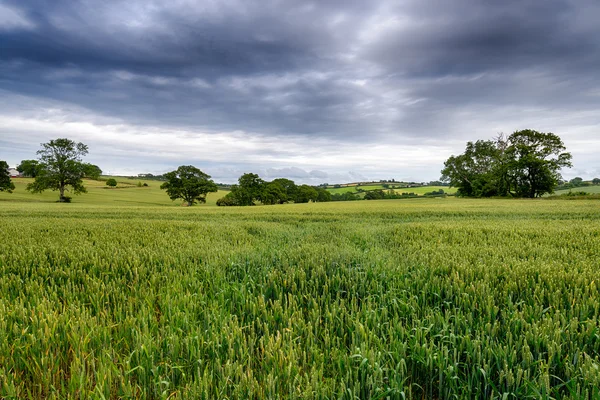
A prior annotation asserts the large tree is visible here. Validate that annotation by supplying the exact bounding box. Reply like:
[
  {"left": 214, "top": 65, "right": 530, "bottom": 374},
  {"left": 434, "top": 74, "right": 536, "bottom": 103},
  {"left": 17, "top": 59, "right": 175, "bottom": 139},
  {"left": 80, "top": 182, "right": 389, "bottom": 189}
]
[
  {"left": 82, "top": 163, "right": 102, "bottom": 180},
  {"left": 505, "top": 130, "right": 572, "bottom": 198},
  {"left": 27, "top": 138, "right": 89, "bottom": 202},
  {"left": 160, "top": 165, "right": 218, "bottom": 206},
  {"left": 17, "top": 159, "right": 41, "bottom": 178},
  {"left": 0, "top": 161, "right": 15, "bottom": 193},
  {"left": 441, "top": 139, "right": 505, "bottom": 197},
  {"left": 441, "top": 130, "right": 572, "bottom": 198},
  {"left": 294, "top": 185, "right": 318, "bottom": 203}
]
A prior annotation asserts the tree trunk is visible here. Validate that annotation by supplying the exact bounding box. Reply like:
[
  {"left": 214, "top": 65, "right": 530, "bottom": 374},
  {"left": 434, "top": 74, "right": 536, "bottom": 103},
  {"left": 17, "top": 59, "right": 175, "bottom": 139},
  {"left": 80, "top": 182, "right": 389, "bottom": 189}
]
[
  {"left": 187, "top": 200, "right": 193, "bottom": 207},
  {"left": 59, "top": 186, "right": 66, "bottom": 202}
]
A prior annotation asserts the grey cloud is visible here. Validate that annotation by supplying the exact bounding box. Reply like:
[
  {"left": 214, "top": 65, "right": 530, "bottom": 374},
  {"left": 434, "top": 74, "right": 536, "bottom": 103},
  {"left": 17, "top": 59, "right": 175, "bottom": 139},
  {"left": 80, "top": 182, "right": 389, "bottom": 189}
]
[{"left": 1, "top": 0, "right": 599, "bottom": 180}]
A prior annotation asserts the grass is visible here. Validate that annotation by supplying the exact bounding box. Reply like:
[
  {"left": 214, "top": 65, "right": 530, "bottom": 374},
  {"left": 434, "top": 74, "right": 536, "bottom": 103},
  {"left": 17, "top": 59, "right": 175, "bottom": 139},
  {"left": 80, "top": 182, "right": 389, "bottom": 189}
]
[
  {"left": 553, "top": 185, "right": 600, "bottom": 196},
  {"left": 0, "top": 192, "right": 599, "bottom": 398},
  {"left": 327, "top": 185, "right": 456, "bottom": 195},
  {"left": 1, "top": 177, "right": 228, "bottom": 206}
]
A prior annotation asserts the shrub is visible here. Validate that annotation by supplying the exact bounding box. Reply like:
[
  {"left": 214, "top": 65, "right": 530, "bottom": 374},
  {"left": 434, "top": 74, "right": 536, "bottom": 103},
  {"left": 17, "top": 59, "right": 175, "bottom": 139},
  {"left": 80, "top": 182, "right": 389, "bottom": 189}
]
[{"left": 106, "top": 178, "right": 117, "bottom": 187}]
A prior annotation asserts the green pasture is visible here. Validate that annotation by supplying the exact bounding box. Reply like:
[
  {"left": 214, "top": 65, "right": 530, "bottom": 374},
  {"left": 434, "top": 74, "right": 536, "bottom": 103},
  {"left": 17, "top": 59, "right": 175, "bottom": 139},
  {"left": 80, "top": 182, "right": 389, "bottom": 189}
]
[
  {"left": 1, "top": 177, "right": 227, "bottom": 206},
  {"left": 327, "top": 184, "right": 456, "bottom": 195},
  {"left": 1, "top": 197, "right": 600, "bottom": 398},
  {"left": 553, "top": 185, "right": 600, "bottom": 196}
]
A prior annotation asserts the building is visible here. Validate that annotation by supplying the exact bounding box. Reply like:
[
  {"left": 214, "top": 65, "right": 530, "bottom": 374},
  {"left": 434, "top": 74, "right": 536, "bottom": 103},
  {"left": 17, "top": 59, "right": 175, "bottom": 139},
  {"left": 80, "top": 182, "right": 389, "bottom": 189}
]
[{"left": 8, "top": 168, "right": 21, "bottom": 178}]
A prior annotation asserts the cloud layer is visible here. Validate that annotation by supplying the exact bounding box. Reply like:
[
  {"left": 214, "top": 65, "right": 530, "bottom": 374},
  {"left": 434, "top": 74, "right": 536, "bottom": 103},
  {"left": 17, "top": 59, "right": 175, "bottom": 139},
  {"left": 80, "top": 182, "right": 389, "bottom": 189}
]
[{"left": 1, "top": 0, "right": 599, "bottom": 182}]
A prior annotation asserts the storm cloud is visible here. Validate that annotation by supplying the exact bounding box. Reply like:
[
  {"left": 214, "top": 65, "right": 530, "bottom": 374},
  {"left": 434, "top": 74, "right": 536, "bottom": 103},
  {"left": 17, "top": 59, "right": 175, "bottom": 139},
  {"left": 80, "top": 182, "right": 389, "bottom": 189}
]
[{"left": 1, "top": 0, "right": 599, "bottom": 182}]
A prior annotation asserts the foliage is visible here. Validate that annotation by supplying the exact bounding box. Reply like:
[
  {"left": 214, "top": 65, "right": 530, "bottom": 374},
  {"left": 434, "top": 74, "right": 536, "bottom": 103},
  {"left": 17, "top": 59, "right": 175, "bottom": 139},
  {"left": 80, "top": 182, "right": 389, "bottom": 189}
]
[
  {"left": 331, "top": 192, "right": 360, "bottom": 201},
  {"left": 442, "top": 130, "right": 572, "bottom": 198},
  {"left": 0, "top": 161, "right": 15, "bottom": 193},
  {"left": 271, "top": 178, "right": 298, "bottom": 203},
  {"left": 16, "top": 159, "right": 41, "bottom": 178},
  {"left": 160, "top": 165, "right": 218, "bottom": 206},
  {"left": 316, "top": 187, "right": 331, "bottom": 202},
  {"left": 26, "top": 138, "right": 89, "bottom": 202},
  {"left": 294, "top": 184, "right": 318, "bottom": 203},
  {"left": 106, "top": 178, "right": 118, "bottom": 187},
  {"left": 82, "top": 163, "right": 102, "bottom": 180},
  {"left": 593, "top": 178, "right": 600, "bottom": 185},
  {"left": 259, "top": 182, "right": 287, "bottom": 205},
  {"left": 364, "top": 189, "right": 386, "bottom": 200},
  {"left": 1, "top": 200, "right": 600, "bottom": 398}
]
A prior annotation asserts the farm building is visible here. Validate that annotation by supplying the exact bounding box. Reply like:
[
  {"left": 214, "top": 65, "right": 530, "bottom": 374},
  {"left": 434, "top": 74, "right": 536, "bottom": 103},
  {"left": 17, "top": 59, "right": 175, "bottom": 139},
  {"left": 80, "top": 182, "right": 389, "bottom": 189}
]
[{"left": 8, "top": 168, "right": 21, "bottom": 177}]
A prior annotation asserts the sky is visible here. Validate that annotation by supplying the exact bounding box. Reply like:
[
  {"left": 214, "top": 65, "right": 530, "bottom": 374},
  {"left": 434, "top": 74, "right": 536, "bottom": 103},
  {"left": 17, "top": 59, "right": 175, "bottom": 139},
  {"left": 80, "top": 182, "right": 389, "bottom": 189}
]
[{"left": 1, "top": 0, "right": 599, "bottom": 184}]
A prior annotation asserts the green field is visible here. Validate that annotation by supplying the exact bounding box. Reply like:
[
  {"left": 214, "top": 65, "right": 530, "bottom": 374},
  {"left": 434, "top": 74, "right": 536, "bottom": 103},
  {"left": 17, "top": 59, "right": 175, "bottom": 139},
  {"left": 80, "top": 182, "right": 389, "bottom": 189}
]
[
  {"left": 1, "top": 192, "right": 600, "bottom": 398},
  {"left": 2, "top": 177, "right": 228, "bottom": 206},
  {"left": 327, "top": 184, "right": 456, "bottom": 195},
  {"left": 553, "top": 185, "right": 600, "bottom": 196}
]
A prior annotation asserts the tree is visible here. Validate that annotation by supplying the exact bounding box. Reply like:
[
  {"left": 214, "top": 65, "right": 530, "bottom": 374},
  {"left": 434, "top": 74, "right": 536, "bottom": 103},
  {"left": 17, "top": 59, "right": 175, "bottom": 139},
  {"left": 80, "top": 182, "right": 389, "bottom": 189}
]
[
  {"left": 441, "top": 139, "right": 504, "bottom": 197},
  {"left": 316, "top": 188, "right": 331, "bottom": 202},
  {"left": 17, "top": 160, "right": 41, "bottom": 178},
  {"left": 441, "top": 130, "right": 572, "bottom": 198},
  {"left": 294, "top": 185, "right": 318, "bottom": 203},
  {"left": 27, "top": 138, "right": 89, "bottom": 202},
  {"left": 593, "top": 178, "right": 600, "bottom": 185},
  {"left": 160, "top": 165, "right": 218, "bottom": 206},
  {"left": 83, "top": 163, "right": 102, "bottom": 180},
  {"left": 0, "top": 161, "right": 15, "bottom": 193},
  {"left": 260, "top": 182, "right": 287, "bottom": 205},
  {"left": 364, "top": 189, "right": 386, "bottom": 200},
  {"left": 505, "top": 130, "right": 572, "bottom": 198},
  {"left": 106, "top": 178, "right": 117, "bottom": 187},
  {"left": 271, "top": 178, "right": 297, "bottom": 203}
]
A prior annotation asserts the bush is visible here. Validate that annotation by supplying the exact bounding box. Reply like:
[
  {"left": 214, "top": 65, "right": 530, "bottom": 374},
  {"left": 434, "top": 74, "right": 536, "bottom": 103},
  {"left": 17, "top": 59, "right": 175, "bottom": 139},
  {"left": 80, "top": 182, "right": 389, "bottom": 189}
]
[
  {"left": 106, "top": 178, "right": 117, "bottom": 187},
  {"left": 143, "top": 183, "right": 149, "bottom": 187},
  {"left": 217, "top": 195, "right": 239, "bottom": 206}
]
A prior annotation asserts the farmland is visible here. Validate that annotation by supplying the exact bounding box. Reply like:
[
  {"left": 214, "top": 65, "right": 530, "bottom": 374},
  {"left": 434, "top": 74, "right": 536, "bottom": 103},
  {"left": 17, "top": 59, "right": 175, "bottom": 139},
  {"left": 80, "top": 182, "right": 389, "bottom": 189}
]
[
  {"left": 0, "top": 194, "right": 600, "bottom": 398},
  {"left": 2, "top": 177, "right": 227, "bottom": 206},
  {"left": 327, "top": 184, "right": 456, "bottom": 196}
]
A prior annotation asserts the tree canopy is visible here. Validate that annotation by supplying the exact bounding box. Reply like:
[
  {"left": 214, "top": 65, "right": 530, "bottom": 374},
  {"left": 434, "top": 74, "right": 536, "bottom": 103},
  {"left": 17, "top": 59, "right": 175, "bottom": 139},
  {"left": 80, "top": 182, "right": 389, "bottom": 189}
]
[
  {"left": 17, "top": 159, "right": 41, "bottom": 178},
  {"left": 0, "top": 161, "right": 15, "bottom": 193},
  {"left": 441, "top": 130, "right": 572, "bottom": 198},
  {"left": 26, "top": 138, "right": 90, "bottom": 202},
  {"left": 160, "top": 165, "right": 218, "bottom": 206}
]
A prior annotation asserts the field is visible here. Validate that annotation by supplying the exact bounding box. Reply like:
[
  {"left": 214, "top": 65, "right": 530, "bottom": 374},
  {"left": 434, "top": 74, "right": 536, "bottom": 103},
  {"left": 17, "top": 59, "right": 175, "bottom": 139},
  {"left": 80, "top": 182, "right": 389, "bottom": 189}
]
[
  {"left": 1, "top": 191, "right": 600, "bottom": 398},
  {"left": 553, "top": 186, "right": 600, "bottom": 196},
  {"left": 2, "top": 177, "right": 227, "bottom": 206},
  {"left": 327, "top": 185, "right": 456, "bottom": 195}
]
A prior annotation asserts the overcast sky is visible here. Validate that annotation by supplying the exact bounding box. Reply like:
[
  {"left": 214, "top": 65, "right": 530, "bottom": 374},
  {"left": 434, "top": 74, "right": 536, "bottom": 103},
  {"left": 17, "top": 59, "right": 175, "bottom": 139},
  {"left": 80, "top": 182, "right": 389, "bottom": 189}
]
[{"left": 1, "top": 0, "right": 599, "bottom": 183}]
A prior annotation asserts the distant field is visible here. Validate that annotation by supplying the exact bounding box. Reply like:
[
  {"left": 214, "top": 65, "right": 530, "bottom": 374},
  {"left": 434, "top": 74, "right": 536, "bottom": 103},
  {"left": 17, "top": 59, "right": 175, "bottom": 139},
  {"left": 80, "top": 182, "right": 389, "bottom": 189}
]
[
  {"left": 553, "top": 185, "right": 600, "bottom": 196},
  {"left": 0, "top": 177, "right": 228, "bottom": 206},
  {"left": 1, "top": 198, "right": 600, "bottom": 398},
  {"left": 327, "top": 184, "right": 456, "bottom": 195}
]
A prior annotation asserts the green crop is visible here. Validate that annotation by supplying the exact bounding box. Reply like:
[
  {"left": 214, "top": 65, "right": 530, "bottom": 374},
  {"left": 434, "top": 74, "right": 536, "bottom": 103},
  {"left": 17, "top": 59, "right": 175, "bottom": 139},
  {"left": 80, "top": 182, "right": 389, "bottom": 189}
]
[{"left": 0, "top": 199, "right": 599, "bottom": 399}]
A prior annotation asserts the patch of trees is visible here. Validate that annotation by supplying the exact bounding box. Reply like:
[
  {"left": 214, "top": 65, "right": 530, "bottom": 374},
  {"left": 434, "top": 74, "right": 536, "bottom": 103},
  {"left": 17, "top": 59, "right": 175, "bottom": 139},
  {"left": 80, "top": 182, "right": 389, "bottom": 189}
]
[
  {"left": 441, "top": 129, "right": 572, "bottom": 198},
  {"left": 216, "top": 173, "right": 332, "bottom": 206}
]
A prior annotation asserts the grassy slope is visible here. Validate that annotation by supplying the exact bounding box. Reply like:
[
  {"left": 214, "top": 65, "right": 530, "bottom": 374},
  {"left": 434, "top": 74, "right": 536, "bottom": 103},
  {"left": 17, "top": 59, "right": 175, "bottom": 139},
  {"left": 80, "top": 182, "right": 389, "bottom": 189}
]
[
  {"left": 0, "top": 177, "right": 228, "bottom": 206},
  {"left": 327, "top": 184, "right": 456, "bottom": 195},
  {"left": 553, "top": 185, "right": 600, "bottom": 195}
]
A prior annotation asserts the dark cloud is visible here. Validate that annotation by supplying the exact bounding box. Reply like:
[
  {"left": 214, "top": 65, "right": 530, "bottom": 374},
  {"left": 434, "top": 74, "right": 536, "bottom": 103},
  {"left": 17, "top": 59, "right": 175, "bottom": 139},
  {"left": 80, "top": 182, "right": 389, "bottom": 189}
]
[{"left": 0, "top": 0, "right": 599, "bottom": 181}]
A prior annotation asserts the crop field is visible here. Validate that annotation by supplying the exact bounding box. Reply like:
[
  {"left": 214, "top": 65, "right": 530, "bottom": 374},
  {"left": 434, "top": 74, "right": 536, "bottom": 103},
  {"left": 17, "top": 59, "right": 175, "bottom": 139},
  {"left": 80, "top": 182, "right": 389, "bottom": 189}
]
[
  {"left": 1, "top": 197, "right": 600, "bottom": 399},
  {"left": 327, "top": 185, "right": 456, "bottom": 195}
]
